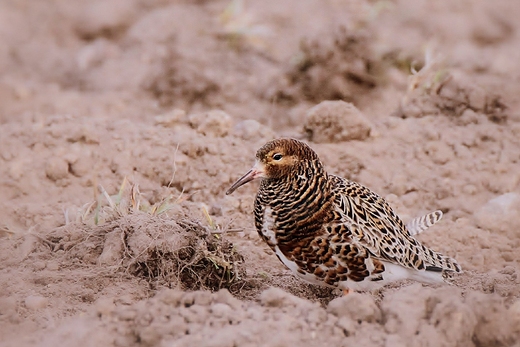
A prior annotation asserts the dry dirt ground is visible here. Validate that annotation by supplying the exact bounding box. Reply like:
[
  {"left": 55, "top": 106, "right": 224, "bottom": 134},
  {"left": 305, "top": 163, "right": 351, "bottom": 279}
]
[{"left": 1, "top": 0, "right": 520, "bottom": 346}]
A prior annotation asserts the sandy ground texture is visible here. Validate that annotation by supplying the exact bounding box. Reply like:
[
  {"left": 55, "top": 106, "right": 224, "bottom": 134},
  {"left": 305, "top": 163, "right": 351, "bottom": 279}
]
[{"left": 1, "top": 0, "right": 520, "bottom": 346}]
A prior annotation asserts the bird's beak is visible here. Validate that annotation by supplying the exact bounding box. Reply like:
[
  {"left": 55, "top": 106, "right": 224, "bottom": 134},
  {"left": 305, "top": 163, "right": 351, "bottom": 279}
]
[{"left": 226, "top": 161, "right": 265, "bottom": 195}]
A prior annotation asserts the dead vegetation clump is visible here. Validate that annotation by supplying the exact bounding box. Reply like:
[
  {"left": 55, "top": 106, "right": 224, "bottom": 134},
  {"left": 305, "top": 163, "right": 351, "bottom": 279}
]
[
  {"left": 396, "top": 52, "right": 507, "bottom": 123},
  {"left": 272, "top": 26, "right": 381, "bottom": 105},
  {"left": 38, "top": 180, "right": 246, "bottom": 293}
]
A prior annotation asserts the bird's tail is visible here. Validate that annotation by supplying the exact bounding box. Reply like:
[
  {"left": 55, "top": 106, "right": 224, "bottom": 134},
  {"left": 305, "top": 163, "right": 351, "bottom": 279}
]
[
  {"left": 408, "top": 250, "right": 461, "bottom": 285},
  {"left": 420, "top": 243, "right": 462, "bottom": 273},
  {"left": 406, "top": 210, "right": 443, "bottom": 236}
]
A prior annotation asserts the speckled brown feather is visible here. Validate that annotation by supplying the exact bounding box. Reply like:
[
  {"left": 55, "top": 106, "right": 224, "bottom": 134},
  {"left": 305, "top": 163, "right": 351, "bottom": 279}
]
[{"left": 241, "top": 139, "right": 461, "bottom": 290}]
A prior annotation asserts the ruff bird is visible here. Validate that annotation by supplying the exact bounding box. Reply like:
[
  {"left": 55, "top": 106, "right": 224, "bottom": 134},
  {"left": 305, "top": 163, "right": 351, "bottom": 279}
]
[{"left": 226, "top": 138, "right": 461, "bottom": 292}]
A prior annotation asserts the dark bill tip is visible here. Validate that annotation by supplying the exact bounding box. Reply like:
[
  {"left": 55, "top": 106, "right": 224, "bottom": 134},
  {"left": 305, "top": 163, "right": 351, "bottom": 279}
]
[{"left": 225, "top": 169, "right": 256, "bottom": 195}]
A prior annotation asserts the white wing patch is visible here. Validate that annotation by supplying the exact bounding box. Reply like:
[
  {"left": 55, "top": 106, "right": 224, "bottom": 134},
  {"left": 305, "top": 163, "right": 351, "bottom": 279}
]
[{"left": 261, "top": 207, "right": 277, "bottom": 245}]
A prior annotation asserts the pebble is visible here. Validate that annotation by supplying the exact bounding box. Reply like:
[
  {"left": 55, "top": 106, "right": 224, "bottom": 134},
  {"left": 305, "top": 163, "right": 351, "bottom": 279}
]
[
  {"left": 46, "top": 261, "right": 60, "bottom": 271},
  {"left": 259, "top": 287, "right": 308, "bottom": 308},
  {"left": 95, "top": 297, "right": 116, "bottom": 317},
  {"left": 154, "top": 109, "right": 187, "bottom": 127},
  {"left": 188, "top": 110, "right": 232, "bottom": 137},
  {"left": 475, "top": 192, "right": 520, "bottom": 234},
  {"left": 8, "top": 159, "right": 27, "bottom": 180},
  {"left": 158, "top": 289, "right": 185, "bottom": 307},
  {"left": 45, "top": 157, "right": 69, "bottom": 181},
  {"left": 233, "top": 119, "right": 275, "bottom": 140},
  {"left": 211, "top": 303, "right": 232, "bottom": 318},
  {"left": 70, "top": 157, "right": 91, "bottom": 177},
  {"left": 327, "top": 293, "right": 381, "bottom": 323},
  {"left": 32, "top": 261, "right": 46, "bottom": 271},
  {"left": 304, "top": 101, "right": 372, "bottom": 143},
  {"left": 214, "top": 289, "right": 242, "bottom": 310},
  {"left": 75, "top": 0, "right": 138, "bottom": 39},
  {"left": 117, "top": 307, "right": 137, "bottom": 321},
  {"left": 193, "top": 291, "right": 213, "bottom": 306},
  {"left": 509, "top": 299, "right": 520, "bottom": 326},
  {"left": 24, "top": 295, "right": 48, "bottom": 310}
]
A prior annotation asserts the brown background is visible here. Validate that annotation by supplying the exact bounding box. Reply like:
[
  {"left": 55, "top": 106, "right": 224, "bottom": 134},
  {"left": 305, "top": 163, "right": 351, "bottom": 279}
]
[{"left": 1, "top": 0, "right": 519, "bottom": 346}]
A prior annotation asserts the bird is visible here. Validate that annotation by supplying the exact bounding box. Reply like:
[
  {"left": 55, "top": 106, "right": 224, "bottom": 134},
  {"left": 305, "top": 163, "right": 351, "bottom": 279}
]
[{"left": 226, "top": 138, "right": 461, "bottom": 292}]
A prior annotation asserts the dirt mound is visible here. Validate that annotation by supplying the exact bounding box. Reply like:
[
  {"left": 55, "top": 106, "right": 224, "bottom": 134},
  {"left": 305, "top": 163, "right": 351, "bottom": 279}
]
[
  {"left": 273, "top": 26, "right": 380, "bottom": 105},
  {"left": 396, "top": 61, "right": 507, "bottom": 123},
  {"left": 44, "top": 212, "right": 245, "bottom": 293}
]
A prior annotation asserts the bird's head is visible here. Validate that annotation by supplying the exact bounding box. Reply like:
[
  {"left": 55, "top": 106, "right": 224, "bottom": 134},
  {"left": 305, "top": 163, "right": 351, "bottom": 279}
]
[{"left": 226, "top": 138, "right": 320, "bottom": 195}]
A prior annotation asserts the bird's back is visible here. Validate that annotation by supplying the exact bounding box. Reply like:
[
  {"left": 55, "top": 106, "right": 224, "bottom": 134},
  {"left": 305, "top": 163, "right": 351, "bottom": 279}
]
[{"left": 328, "top": 175, "right": 461, "bottom": 274}]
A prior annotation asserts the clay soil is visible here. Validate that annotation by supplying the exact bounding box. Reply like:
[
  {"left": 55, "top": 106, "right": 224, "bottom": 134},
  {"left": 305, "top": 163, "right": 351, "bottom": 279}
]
[{"left": 1, "top": 1, "right": 520, "bottom": 346}]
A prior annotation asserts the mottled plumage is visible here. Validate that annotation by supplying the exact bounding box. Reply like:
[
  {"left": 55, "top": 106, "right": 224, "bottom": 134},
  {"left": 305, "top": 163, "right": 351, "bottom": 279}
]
[{"left": 226, "top": 138, "right": 461, "bottom": 291}]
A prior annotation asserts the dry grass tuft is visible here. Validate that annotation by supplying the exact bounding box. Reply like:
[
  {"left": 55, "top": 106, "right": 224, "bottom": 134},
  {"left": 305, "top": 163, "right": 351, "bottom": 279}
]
[
  {"left": 395, "top": 48, "right": 507, "bottom": 121},
  {"left": 41, "top": 179, "right": 247, "bottom": 293}
]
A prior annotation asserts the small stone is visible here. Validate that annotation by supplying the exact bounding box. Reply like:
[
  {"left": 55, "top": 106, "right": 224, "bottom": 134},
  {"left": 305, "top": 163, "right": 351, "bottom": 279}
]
[
  {"left": 33, "top": 261, "right": 46, "bottom": 271},
  {"left": 214, "top": 289, "right": 242, "bottom": 310},
  {"left": 46, "top": 261, "right": 60, "bottom": 271},
  {"left": 14, "top": 85, "right": 31, "bottom": 100},
  {"left": 481, "top": 277, "right": 495, "bottom": 293},
  {"left": 98, "top": 230, "right": 124, "bottom": 266},
  {"left": 466, "top": 84, "right": 487, "bottom": 112},
  {"left": 95, "top": 297, "right": 116, "bottom": 317},
  {"left": 233, "top": 119, "right": 275, "bottom": 140},
  {"left": 67, "top": 126, "right": 100, "bottom": 144},
  {"left": 193, "top": 291, "right": 213, "bottom": 306},
  {"left": 158, "top": 289, "right": 185, "bottom": 307},
  {"left": 70, "top": 157, "right": 91, "bottom": 177},
  {"left": 335, "top": 316, "right": 356, "bottom": 335},
  {"left": 304, "top": 101, "right": 372, "bottom": 143},
  {"left": 475, "top": 192, "right": 520, "bottom": 234},
  {"left": 462, "top": 184, "right": 477, "bottom": 195},
  {"left": 385, "top": 334, "right": 407, "bottom": 347},
  {"left": 117, "top": 307, "right": 137, "bottom": 321},
  {"left": 509, "top": 299, "right": 520, "bottom": 329},
  {"left": 8, "top": 159, "right": 26, "bottom": 180},
  {"left": 77, "top": 38, "right": 119, "bottom": 71},
  {"left": 45, "top": 157, "right": 70, "bottom": 181},
  {"left": 154, "top": 109, "right": 187, "bottom": 127},
  {"left": 259, "top": 287, "right": 308, "bottom": 308},
  {"left": 74, "top": 0, "right": 138, "bottom": 39},
  {"left": 210, "top": 303, "right": 232, "bottom": 318},
  {"left": 180, "top": 292, "right": 197, "bottom": 307},
  {"left": 327, "top": 293, "right": 381, "bottom": 323},
  {"left": 209, "top": 204, "right": 222, "bottom": 216},
  {"left": 117, "top": 294, "right": 134, "bottom": 305},
  {"left": 180, "top": 305, "right": 208, "bottom": 324},
  {"left": 459, "top": 109, "right": 480, "bottom": 125},
  {"left": 24, "top": 295, "right": 48, "bottom": 310},
  {"left": 138, "top": 326, "right": 161, "bottom": 345},
  {"left": 498, "top": 266, "right": 516, "bottom": 276},
  {"left": 188, "top": 110, "right": 232, "bottom": 137},
  {"left": 424, "top": 141, "right": 454, "bottom": 165}
]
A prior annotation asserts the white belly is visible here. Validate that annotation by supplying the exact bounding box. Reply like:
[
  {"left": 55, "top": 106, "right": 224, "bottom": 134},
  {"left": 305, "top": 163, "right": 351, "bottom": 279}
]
[{"left": 337, "top": 261, "right": 444, "bottom": 291}]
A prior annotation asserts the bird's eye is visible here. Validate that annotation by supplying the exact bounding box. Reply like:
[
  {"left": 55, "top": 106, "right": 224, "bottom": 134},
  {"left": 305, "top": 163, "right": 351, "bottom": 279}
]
[{"left": 273, "top": 153, "right": 283, "bottom": 161}]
